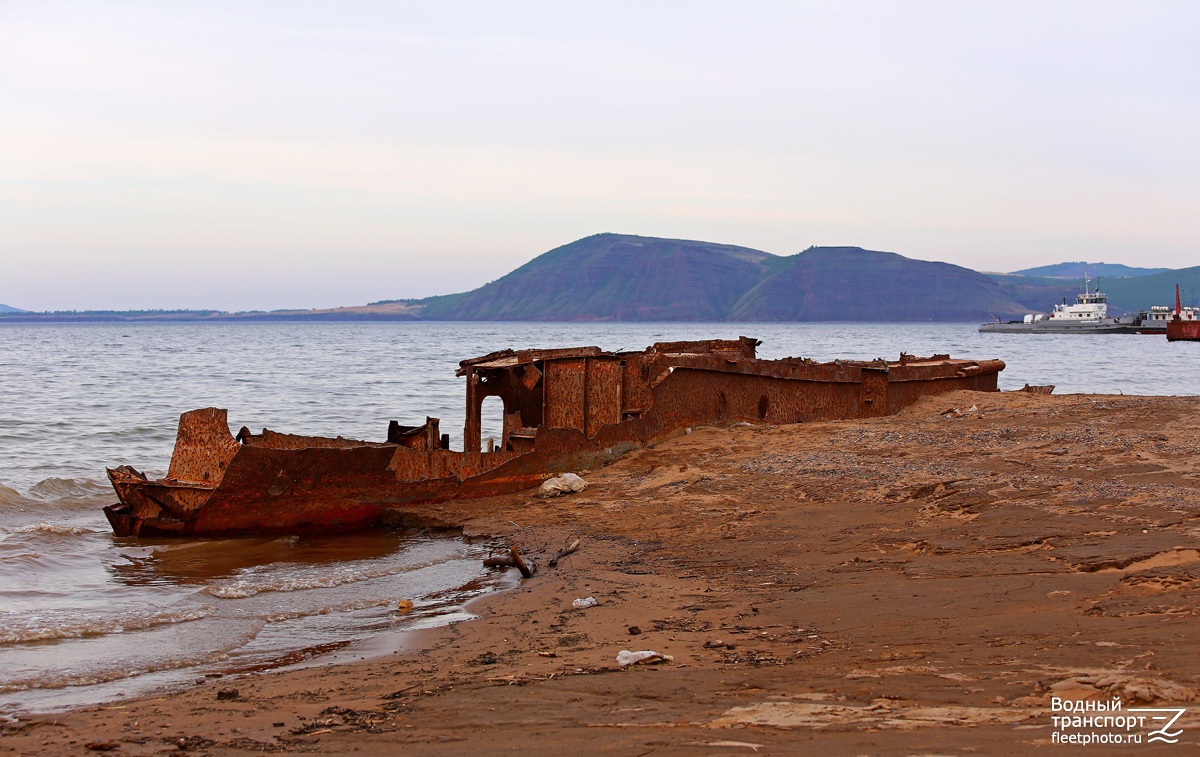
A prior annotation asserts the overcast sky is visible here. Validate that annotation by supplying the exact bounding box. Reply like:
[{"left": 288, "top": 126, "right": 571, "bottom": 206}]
[{"left": 2, "top": 1, "right": 1197, "bottom": 310}]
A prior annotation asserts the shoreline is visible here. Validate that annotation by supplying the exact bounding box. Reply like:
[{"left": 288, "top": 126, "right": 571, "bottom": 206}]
[
  {"left": 0, "top": 541, "right": 520, "bottom": 718},
  {"left": 4, "top": 390, "right": 1200, "bottom": 753},
  {"left": 283, "top": 567, "right": 527, "bottom": 676}
]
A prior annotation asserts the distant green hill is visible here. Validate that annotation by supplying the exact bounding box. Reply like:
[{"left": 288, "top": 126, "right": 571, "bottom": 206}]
[
  {"left": 0, "top": 303, "right": 26, "bottom": 313},
  {"left": 728, "top": 247, "right": 1028, "bottom": 321},
  {"left": 414, "top": 234, "right": 1032, "bottom": 322},
  {"left": 418, "top": 233, "right": 774, "bottom": 321},
  {"left": 1104, "top": 268, "right": 1200, "bottom": 310},
  {"left": 1010, "top": 261, "right": 1170, "bottom": 278}
]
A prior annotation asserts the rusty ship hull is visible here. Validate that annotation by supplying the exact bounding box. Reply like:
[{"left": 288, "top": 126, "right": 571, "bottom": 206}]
[
  {"left": 1166, "top": 286, "right": 1200, "bottom": 342},
  {"left": 104, "top": 338, "right": 1004, "bottom": 538}
]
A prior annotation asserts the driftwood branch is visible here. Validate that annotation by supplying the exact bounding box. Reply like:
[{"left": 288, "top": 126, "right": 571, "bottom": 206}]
[
  {"left": 510, "top": 545, "right": 537, "bottom": 578},
  {"left": 548, "top": 538, "right": 581, "bottom": 568},
  {"left": 484, "top": 540, "right": 568, "bottom": 573}
]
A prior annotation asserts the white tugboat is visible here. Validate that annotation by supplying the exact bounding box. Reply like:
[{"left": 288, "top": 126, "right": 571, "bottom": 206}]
[{"left": 979, "top": 275, "right": 1138, "bottom": 334}]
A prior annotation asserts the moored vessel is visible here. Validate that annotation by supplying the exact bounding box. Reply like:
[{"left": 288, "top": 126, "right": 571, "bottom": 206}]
[
  {"left": 1132, "top": 306, "right": 1173, "bottom": 334},
  {"left": 979, "top": 276, "right": 1136, "bottom": 334},
  {"left": 1167, "top": 285, "right": 1200, "bottom": 342}
]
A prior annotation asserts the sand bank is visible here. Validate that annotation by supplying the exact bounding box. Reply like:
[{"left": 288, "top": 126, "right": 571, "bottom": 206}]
[{"left": 4, "top": 390, "right": 1200, "bottom": 754}]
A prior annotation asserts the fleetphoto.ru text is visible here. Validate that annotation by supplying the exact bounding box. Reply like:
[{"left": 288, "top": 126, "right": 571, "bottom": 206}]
[{"left": 1052, "top": 697, "right": 1186, "bottom": 746}]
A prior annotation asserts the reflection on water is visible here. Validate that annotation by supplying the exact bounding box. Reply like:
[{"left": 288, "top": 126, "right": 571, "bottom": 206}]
[{"left": 109, "top": 531, "right": 418, "bottom": 586}]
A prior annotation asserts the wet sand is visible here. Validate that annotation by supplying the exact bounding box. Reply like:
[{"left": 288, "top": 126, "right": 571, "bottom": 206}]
[{"left": 5, "top": 390, "right": 1200, "bottom": 754}]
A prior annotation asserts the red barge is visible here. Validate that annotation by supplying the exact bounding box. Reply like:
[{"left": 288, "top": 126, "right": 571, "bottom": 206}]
[{"left": 1167, "top": 285, "right": 1200, "bottom": 342}]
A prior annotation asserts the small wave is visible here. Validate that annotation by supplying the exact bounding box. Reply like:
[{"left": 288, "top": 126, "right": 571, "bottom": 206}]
[
  {"left": 206, "top": 572, "right": 372, "bottom": 598},
  {"left": 9, "top": 522, "right": 97, "bottom": 537},
  {"left": 0, "top": 606, "right": 212, "bottom": 645},
  {"left": 0, "top": 485, "right": 31, "bottom": 508},
  {"left": 28, "top": 477, "right": 110, "bottom": 500},
  {"left": 204, "top": 554, "right": 460, "bottom": 599},
  {"left": 261, "top": 597, "right": 397, "bottom": 623},
  {"left": 0, "top": 643, "right": 237, "bottom": 694}
]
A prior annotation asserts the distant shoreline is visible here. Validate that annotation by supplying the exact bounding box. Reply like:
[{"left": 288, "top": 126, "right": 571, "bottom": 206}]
[{"left": 5, "top": 234, "right": 1196, "bottom": 322}]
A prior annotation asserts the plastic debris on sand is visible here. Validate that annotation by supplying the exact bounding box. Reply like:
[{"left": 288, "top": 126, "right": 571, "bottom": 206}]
[
  {"left": 617, "top": 650, "right": 674, "bottom": 666},
  {"left": 539, "top": 473, "right": 588, "bottom": 496}
]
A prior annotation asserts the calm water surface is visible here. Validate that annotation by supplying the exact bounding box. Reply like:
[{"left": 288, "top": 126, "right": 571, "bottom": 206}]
[{"left": 0, "top": 322, "right": 1195, "bottom": 716}]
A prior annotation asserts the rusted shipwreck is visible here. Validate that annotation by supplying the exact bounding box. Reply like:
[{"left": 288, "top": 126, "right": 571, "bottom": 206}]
[{"left": 104, "top": 338, "right": 1004, "bottom": 537}]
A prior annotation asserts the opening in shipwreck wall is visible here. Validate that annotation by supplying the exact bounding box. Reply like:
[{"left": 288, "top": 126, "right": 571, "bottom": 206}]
[{"left": 480, "top": 395, "right": 505, "bottom": 453}]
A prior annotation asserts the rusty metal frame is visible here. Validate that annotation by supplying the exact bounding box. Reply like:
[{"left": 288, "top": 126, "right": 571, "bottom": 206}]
[{"left": 104, "top": 337, "right": 1004, "bottom": 537}]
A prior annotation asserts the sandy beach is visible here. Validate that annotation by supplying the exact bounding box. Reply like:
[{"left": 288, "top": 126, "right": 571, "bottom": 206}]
[{"left": 4, "top": 389, "right": 1200, "bottom": 754}]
